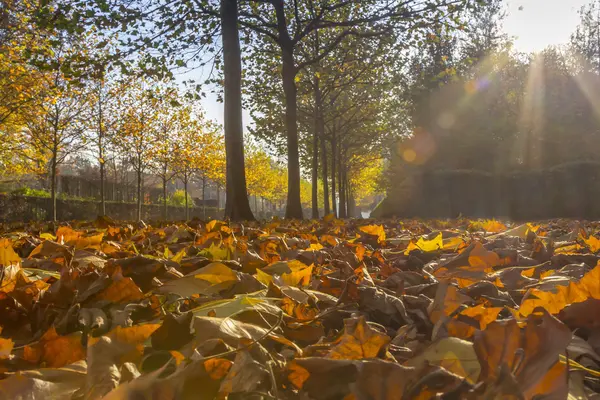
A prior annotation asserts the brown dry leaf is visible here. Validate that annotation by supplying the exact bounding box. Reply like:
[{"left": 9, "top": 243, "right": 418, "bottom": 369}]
[
  {"left": 0, "top": 337, "right": 14, "bottom": 359},
  {"left": 0, "top": 361, "right": 86, "bottom": 399},
  {"left": 583, "top": 235, "right": 600, "bottom": 253},
  {"left": 71, "top": 232, "right": 105, "bottom": 250},
  {"left": 281, "top": 297, "right": 318, "bottom": 321},
  {"left": 193, "top": 261, "right": 238, "bottom": 284},
  {"left": 0, "top": 238, "right": 20, "bottom": 267},
  {"left": 204, "top": 358, "right": 232, "bottom": 380},
  {"left": 520, "top": 263, "right": 600, "bottom": 317},
  {"left": 405, "top": 337, "right": 480, "bottom": 383},
  {"left": 359, "top": 224, "right": 386, "bottom": 243},
  {"left": 459, "top": 304, "right": 503, "bottom": 330},
  {"left": 23, "top": 327, "right": 86, "bottom": 368},
  {"left": 428, "top": 282, "right": 472, "bottom": 324},
  {"left": 256, "top": 261, "right": 313, "bottom": 287},
  {"left": 434, "top": 242, "right": 502, "bottom": 281},
  {"left": 89, "top": 324, "right": 161, "bottom": 347},
  {"left": 56, "top": 226, "right": 82, "bottom": 244},
  {"left": 218, "top": 350, "right": 266, "bottom": 396},
  {"left": 327, "top": 316, "right": 390, "bottom": 360},
  {"left": 94, "top": 276, "right": 144, "bottom": 303},
  {"left": 474, "top": 308, "right": 571, "bottom": 397}
]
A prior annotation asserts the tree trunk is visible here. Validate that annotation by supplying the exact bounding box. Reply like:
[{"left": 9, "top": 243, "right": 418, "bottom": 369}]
[
  {"left": 338, "top": 146, "right": 346, "bottom": 218},
  {"left": 331, "top": 127, "right": 337, "bottom": 217},
  {"left": 100, "top": 161, "right": 105, "bottom": 216},
  {"left": 216, "top": 184, "right": 220, "bottom": 209},
  {"left": 272, "top": 0, "right": 302, "bottom": 219},
  {"left": 50, "top": 155, "right": 57, "bottom": 222},
  {"left": 136, "top": 165, "right": 142, "bottom": 221},
  {"left": 254, "top": 195, "right": 258, "bottom": 217},
  {"left": 202, "top": 175, "right": 206, "bottom": 220},
  {"left": 221, "top": 0, "right": 255, "bottom": 221},
  {"left": 163, "top": 177, "right": 168, "bottom": 220},
  {"left": 320, "top": 130, "right": 330, "bottom": 215},
  {"left": 98, "top": 101, "right": 105, "bottom": 216},
  {"left": 311, "top": 126, "right": 319, "bottom": 219},
  {"left": 184, "top": 176, "right": 189, "bottom": 221},
  {"left": 348, "top": 182, "right": 356, "bottom": 218},
  {"left": 310, "top": 30, "right": 320, "bottom": 220},
  {"left": 281, "top": 46, "right": 303, "bottom": 219}
]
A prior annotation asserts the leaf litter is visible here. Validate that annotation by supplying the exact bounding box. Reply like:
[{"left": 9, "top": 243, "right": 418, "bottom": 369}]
[{"left": 1, "top": 217, "right": 600, "bottom": 398}]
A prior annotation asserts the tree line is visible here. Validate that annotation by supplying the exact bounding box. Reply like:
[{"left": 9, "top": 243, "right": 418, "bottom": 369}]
[
  {"left": 1, "top": 0, "right": 477, "bottom": 221},
  {"left": 7, "top": 0, "right": 599, "bottom": 222}
]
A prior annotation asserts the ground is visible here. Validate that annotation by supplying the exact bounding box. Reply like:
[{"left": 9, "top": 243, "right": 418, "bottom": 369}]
[{"left": 0, "top": 217, "right": 598, "bottom": 399}]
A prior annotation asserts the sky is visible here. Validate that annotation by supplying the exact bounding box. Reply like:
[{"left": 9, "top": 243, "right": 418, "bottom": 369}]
[{"left": 503, "top": 0, "right": 588, "bottom": 52}]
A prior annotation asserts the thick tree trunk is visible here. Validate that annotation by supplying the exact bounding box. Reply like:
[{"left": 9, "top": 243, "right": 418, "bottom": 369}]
[
  {"left": 331, "top": 128, "right": 337, "bottom": 217},
  {"left": 272, "top": 0, "right": 302, "bottom": 219},
  {"left": 281, "top": 43, "right": 303, "bottom": 219},
  {"left": 221, "top": 0, "right": 255, "bottom": 221},
  {"left": 311, "top": 126, "right": 319, "bottom": 219}
]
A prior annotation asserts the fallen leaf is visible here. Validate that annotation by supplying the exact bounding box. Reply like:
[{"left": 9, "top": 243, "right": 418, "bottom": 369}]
[{"left": 327, "top": 316, "right": 390, "bottom": 360}]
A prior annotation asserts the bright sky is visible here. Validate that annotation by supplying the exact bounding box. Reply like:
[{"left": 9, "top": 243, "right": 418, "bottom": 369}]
[{"left": 503, "top": 0, "right": 589, "bottom": 52}]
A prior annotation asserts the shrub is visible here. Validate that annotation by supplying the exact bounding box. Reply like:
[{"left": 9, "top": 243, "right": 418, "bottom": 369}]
[
  {"left": 11, "top": 187, "right": 51, "bottom": 198},
  {"left": 160, "top": 189, "right": 195, "bottom": 207}
]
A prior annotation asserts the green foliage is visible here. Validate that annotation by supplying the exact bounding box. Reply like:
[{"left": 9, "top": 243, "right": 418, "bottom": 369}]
[
  {"left": 161, "top": 190, "right": 195, "bottom": 207},
  {"left": 11, "top": 187, "right": 51, "bottom": 198}
]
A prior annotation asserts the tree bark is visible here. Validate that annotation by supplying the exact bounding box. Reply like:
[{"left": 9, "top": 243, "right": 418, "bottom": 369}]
[
  {"left": 202, "top": 175, "right": 206, "bottom": 219},
  {"left": 50, "top": 155, "right": 57, "bottom": 222},
  {"left": 331, "top": 127, "right": 337, "bottom": 217},
  {"left": 216, "top": 184, "right": 220, "bottom": 209},
  {"left": 311, "top": 125, "right": 319, "bottom": 219},
  {"left": 338, "top": 145, "right": 346, "bottom": 218},
  {"left": 100, "top": 160, "right": 105, "bottom": 216},
  {"left": 320, "top": 129, "right": 330, "bottom": 215},
  {"left": 272, "top": 0, "right": 302, "bottom": 219},
  {"left": 281, "top": 44, "right": 303, "bottom": 219},
  {"left": 162, "top": 176, "right": 168, "bottom": 220},
  {"left": 136, "top": 163, "right": 142, "bottom": 221},
  {"left": 98, "top": 95, "right": 106, "bottom": 216},
  {"left": 184, "top": 176, "right": 189, "bottom": 221},
  {"left": 221, "top": 0, "right": 255, "bottom": 221}
]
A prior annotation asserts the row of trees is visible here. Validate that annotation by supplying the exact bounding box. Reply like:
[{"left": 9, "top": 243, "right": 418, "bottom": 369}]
[
  {"left": 0, "top": 6, "right": 323, "bottom": 221},
  {"left": 2, "top": 0, "right": 402, "bottom": 221},
  {"left": 4, "top": 0, "right": 475, "bottom": 221}
]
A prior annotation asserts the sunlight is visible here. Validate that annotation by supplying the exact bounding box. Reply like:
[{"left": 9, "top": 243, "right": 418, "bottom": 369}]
[
  {"left": 437, "top": 52, "right": 510, "bottom": 131},
  {"left": 516, "top": 53, "right": 545, "bottom": 168},
  {"left": 571, "top": 53, "right": 600, "bottom": 119}
]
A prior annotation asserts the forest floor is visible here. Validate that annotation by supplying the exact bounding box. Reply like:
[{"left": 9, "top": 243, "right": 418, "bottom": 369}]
[{"left": 0, "top": 217, "right": 599, "bottom": 399}]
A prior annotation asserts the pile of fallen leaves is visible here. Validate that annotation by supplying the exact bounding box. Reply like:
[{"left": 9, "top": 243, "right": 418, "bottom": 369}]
[{"left": 1, "top": 216, "right": 600, "bottom": 399}]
